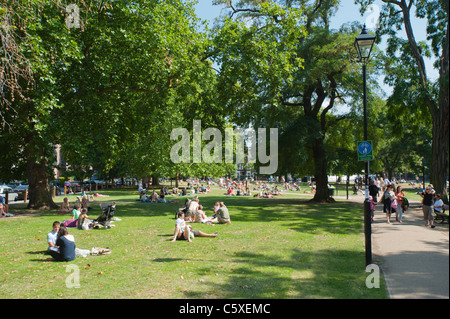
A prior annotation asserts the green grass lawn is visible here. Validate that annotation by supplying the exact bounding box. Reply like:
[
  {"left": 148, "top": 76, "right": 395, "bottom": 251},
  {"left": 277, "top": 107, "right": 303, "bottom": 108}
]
[{"left": 0, "top": 186, "right": 387, "bottom": 299}]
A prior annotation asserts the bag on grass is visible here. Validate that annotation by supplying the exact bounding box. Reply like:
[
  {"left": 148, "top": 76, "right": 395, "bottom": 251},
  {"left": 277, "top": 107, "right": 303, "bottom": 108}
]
[{"left": 91, "top": 247, "right": 111, "bottom": 256}]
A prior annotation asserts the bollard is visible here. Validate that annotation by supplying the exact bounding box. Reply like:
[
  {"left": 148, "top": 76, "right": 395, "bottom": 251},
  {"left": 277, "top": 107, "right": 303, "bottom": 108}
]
[{"left": 364, "top": 196, "right": 372, "bottom": 266}]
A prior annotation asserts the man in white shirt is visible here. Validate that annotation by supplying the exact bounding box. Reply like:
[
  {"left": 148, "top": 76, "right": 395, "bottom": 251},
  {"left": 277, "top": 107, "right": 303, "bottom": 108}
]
[
  {"left": 172, "top": 212, "right": 192, "bottom": 242},
  {"left": 434, "top": 194, "right": 444, "bottom": 213},
  {"left": 47, "top": 221, "right": 60, "bottom": 253}
]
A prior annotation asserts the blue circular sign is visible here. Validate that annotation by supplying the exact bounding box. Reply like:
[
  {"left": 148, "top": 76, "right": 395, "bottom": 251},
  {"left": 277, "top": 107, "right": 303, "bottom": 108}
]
[{"left": 358, "top": 141, "right": 372, "bottom": 155}]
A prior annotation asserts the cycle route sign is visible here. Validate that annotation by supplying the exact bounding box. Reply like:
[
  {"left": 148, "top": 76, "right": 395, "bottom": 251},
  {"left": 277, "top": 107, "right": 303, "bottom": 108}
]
[{"left": 357, "top": 141, "right": 373, "bottom": 161}]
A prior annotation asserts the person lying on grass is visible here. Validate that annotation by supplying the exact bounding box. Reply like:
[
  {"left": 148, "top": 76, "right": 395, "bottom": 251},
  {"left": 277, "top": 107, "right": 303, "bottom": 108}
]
[{"left": 171, "top": 211, "right": 217, "bottom": 242}]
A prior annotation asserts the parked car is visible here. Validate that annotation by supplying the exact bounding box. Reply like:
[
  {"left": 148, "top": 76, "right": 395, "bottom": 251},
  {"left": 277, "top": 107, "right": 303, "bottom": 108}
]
[
  {"left": 14, "top": 185, "right": 29, "bottom": 201},
  {"left": 84, "top": 179, "right": 104, "bottom": 190},
  {"left": 49, "top": 181, "right": 64, "bottom": 196},
  {"left": 70, "top": 181, "right": 82, "bottom": 193},
  {"left": 1, "top": 185, "right": 16, "bottom": 202}
]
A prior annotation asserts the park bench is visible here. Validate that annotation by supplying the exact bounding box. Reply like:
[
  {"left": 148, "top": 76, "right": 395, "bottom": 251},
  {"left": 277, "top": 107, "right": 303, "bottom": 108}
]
[{"left": 434, "top": 207, "right": 449, "bottom": 224}]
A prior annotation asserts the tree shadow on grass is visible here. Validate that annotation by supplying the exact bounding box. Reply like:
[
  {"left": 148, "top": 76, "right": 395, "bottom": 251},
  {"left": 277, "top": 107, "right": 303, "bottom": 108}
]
[
  {"left": 225, "top": 197, "right": 362, "bottom": 236},
  {"left": 185, "top": 248, "right": 379, "bottom": 299}
]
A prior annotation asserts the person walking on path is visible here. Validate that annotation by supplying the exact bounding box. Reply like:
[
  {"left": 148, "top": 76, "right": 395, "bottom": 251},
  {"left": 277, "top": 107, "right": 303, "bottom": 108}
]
[
  {"left": 380, "top": 185, "right": 396, "bottom": 224},
  {"left": 395, "top": 186, "right": 405, "bottom": 223},
  {"left": 420, "top": 186, "right": 435, "bottom": 228}
]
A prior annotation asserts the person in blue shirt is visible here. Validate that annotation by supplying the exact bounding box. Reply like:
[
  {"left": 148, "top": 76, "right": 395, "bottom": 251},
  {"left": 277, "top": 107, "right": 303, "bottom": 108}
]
[{"left": 47, "top": 221, "right": 60, "bottom": 254}]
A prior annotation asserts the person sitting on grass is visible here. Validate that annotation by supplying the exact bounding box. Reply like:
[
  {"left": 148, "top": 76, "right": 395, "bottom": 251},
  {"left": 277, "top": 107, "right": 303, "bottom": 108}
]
[
  {"left": 150, "top": 190, "right": 158, "bottom": 203},
  {"left": 59, "top": 197, "right": 71, "bottom": 213},
  {"left": 211, "top": 202, "right": 231, "bottom": 224},
  {"left": 186, "top": 197, "right": 199, "bottom": 221},
  {"left": 262, "top": 192, "right": 274, "bottom": 198},
  {"left": 225, "top": 187, "right": 234, "bottom": 196},
  {"left": 194, "top": 205, "right": 213, "bottom": 224},
  {"left": 80, "top": 197, "right": 92, "bottom": 211},
  {"left": 47, "top": 225, "right": 76, "bottom": 262},
  {"left": 159, "top": 189, "right": 166, "bottom": 203},
  {"left": 171, "top": 211, "right": 217, "bottom": 242},
  {"left": 78, "top": 208, "right": 94, "bottom": 230},
  {"left": 0, "top": 203, "right": 8, "bottom": 217},
  {"left": 47, "top": 221, "right": 61, "bottom": 254},
  {"left": 71, "top": 203, "right": 82, "bottom": 220}
]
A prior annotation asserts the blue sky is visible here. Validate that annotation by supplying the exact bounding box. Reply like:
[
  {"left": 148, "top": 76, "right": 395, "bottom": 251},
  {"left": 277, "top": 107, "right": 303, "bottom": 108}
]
[{"left": 195, "top": 0, "right": 365, "bottom": 29}]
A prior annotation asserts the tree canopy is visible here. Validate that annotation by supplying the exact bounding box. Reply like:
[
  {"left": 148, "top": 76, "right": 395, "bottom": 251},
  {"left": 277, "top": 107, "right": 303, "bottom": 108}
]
[{"left": 1, "top": 0, "right": 447, "bottom": 208}]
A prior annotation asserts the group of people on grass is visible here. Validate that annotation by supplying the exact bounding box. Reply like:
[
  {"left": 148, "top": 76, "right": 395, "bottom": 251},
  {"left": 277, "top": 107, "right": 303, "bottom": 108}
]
[
  {"left": 139, "top": 185, "right": 211, "bottom": 203},
  {"left": 46, "top": 193, "right": 115, "bottom": 261},
  {"left": 40, "top": 176, "right": 450, "bottom": 261},
  {"left": 171, "top": 197, "right": 231, "bottom": 242},
  {"left": 46, "top": 220, "right": 110, "bottom": 262},
  {"left": 369, "top": 179, "right": 448, "bottom": 227},
  {"left": 140, "top": 188, "right": 168, "bottom": 203},
  {"left": 221, "top": 181, "right": 289, "bottom": 199},
  {"left": 59, "top": 196, "right": 99, "bottom": 230}
]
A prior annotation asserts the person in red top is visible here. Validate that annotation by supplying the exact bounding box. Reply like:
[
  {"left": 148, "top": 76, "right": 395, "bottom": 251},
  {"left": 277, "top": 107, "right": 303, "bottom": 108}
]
[{"left": 395, "top": 186, "right": 405, "bottom": 223}]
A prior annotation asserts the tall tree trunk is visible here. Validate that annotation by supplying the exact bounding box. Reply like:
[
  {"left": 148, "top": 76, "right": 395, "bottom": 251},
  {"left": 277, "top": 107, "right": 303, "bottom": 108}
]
[
  {"left": 22, "top": 102, "right": 58, "bottom": 210},
  {"left": 431, "top": 20, "right": 449, "bottom": 203},
  {"left": 305, "top": 112, "right": 332, "bottom": 202},
  {"left": 151, "top": 174, "right": 160, "bottom": 186},
  {"left": 311, "top": 138, "right": 331, "bottom": 202},
  {"left": 25, "top": 144, "right": 58, "bottom": 210}
]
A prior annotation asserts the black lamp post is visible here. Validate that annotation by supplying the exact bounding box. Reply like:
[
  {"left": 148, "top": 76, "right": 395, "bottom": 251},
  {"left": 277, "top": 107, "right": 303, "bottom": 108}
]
[{"left": 354, "top": 24, "right": 376, "bottom": 266}]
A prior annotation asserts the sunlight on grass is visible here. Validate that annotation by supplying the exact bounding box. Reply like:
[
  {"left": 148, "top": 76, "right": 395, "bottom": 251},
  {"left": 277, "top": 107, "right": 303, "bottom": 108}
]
[{"left": 0, "top": 186, "right": 387, "bottom": 299}]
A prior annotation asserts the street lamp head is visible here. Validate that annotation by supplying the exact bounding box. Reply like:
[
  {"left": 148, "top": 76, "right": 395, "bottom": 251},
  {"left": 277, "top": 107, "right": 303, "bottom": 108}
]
[{"left": 354, "top": 24, "right": 376, "bottom": 62}]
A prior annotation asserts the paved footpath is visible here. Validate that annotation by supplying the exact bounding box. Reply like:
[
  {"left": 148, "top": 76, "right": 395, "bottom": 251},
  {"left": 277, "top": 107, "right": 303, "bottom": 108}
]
[
  {"left": 287, "top": 191, "right": 448, "bottom": 298},
  {"left": 371, "top": 200, "right": 449, "bottom": 299}
]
